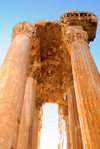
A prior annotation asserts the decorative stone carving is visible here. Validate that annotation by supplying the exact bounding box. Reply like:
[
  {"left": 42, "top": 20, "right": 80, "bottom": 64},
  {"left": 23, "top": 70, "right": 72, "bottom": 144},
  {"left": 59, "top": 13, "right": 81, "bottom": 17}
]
[
  {"left": 12, "top": 21, "right": 37, "bottom": 45},
  {"left": 0, "top": 10, "right": 99, "bottom": 149},
  {"left": 60, "top": 10, "right": 98, "bottom": 41},
  {"left": 27, "top": 21, "right": 68, "bottom": 106},
  {"left": 62, "top": 26, "right": 89, "bottom": 55}
]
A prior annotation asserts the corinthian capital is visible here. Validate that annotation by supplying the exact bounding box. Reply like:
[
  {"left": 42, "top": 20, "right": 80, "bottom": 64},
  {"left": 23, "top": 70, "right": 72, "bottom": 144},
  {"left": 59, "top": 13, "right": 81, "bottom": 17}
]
[
  {"left": 63, "top": 26, "right": 89, "bottom": 54},
  {"left": 12, "top": 21, "right": 36, "bottom": 42},
  {"left": 66, "top": 26, "right": 88, "bottom": 43}
]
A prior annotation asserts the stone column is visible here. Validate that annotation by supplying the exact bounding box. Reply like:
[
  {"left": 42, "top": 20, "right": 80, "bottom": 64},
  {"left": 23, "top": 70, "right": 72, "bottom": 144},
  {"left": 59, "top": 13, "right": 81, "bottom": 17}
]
[
  {"left": 16, "top": 77, "right": 37, "bottom": 149},
  {"left": 0, "top": 22, "right": 35, "bottom": 149},
  {"left": 66, "top": 27, "right": 100, "bottom": 149},
  {"left": 65, "top": 115, "right": 70, "bottom": 149},
  {"left": 66, "top": 121, "right": 70, "bottom": 149},
  {"left": 67, "top": 86, "right": 83, "bottom": 149},
  {"left": 31, "top": 105, "right": 42, "bottom": 149}
]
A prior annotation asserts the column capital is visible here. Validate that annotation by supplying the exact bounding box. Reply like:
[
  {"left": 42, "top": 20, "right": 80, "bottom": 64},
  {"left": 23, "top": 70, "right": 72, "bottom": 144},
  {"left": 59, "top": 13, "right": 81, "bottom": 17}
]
[
  {"left": 12, "top": 21, "right": 36, "bottom": 43},
  {"left": 63, "top": 26, "right": 89, "bottom": 55},
  {"left": 60, "top": 10, "right": 97, "bottom": 41}
]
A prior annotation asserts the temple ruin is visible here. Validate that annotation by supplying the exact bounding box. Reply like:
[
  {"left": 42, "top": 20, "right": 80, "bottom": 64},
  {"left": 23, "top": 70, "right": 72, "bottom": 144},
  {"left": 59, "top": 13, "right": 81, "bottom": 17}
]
[{"left": 0, "top": 10, "right": 100, "bottom": 149}]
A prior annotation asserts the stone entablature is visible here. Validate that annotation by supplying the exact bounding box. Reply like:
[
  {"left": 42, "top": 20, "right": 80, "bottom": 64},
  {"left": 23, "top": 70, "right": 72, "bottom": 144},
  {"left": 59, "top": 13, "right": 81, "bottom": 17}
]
[
  {"left": 28, "top": 21, "right": 67, "bottom": 106},
  {"left": 0, "top": 10, "right": 99, "bottom": 149},
  {"left": 60, "top": 10, "right": 97, "bottom": 41}
]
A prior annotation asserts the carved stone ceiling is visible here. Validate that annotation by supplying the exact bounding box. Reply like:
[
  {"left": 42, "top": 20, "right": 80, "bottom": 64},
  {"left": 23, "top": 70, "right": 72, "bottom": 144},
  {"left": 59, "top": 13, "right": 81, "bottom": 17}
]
[{"left": 28, "top": 21, "right": 71, "bottom": 108}]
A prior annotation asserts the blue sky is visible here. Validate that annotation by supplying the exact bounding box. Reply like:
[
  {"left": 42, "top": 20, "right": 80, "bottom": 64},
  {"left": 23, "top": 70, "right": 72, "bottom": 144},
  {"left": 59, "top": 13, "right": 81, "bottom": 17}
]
[{"left": 0, "top": 1, "right": 100, "bottom": 149}]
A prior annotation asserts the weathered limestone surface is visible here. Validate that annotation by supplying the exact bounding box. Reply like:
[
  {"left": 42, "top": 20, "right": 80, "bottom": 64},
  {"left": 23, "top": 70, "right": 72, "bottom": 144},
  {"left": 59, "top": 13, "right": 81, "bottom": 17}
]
[
  {"left": 31, "top": 106, "right": 42, "bottom": 149},
  {"left": 0, "top": 22, "right": 34, "bottom": 148},
  {"left": 31, "top": 21, "right": 67, "bottom": 105},
  {"left": 60, "top": 10, "right": 97, "bottom": 41},
  {"left": 58, "top": 105, "right": 67, "bottom": 149},
  {"left": 66, "top": 117, "right": 70, "bottom": 149},
  {"left": 67, "top": 86, "right": 83, "bottom": 149},
  {"left": 0, "top": 10, "right": 99, "bottom": 149},
  {"left": 61, "top": 10, "right": 99, "bottom": 149},
  {"left": 16, "top": 77, "right": 37, "bottom": 149},
  {"left": 70, "top": 40, "right": 100, "bottom": 149}
]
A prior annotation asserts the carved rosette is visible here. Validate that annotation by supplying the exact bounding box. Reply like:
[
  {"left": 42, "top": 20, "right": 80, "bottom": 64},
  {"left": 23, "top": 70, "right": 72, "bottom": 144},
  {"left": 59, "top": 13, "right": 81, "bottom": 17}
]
[
  {"left": 12, "top": 21, "right": 37, "bottom": 45},
  {"left": 62, "top": 26, "right": 89, "bottom": 55}
]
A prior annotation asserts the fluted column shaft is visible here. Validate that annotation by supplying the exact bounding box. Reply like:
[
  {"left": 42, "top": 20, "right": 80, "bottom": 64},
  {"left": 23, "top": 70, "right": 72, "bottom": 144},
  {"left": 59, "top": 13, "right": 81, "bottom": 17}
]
[
  {"left": 65, "top": 116, "right": 70, "bottom": 149},
  {"left": 67, "top": 86, "right": 83, "bottom": 149},
  {"left": 16, "top": 77, "right": 37, "bottom": 149},
  {"left": 31, "top": 105, "right": 42, "bottom": 149},
  {"left": 0, "top": 22, "right": 34, "bottom": 149},
  {"left": 66, "top": 28, "right": 100, "bottom": 149},
  {"left": 67, "top": 123, "right": 70, "bottom": 149}
]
